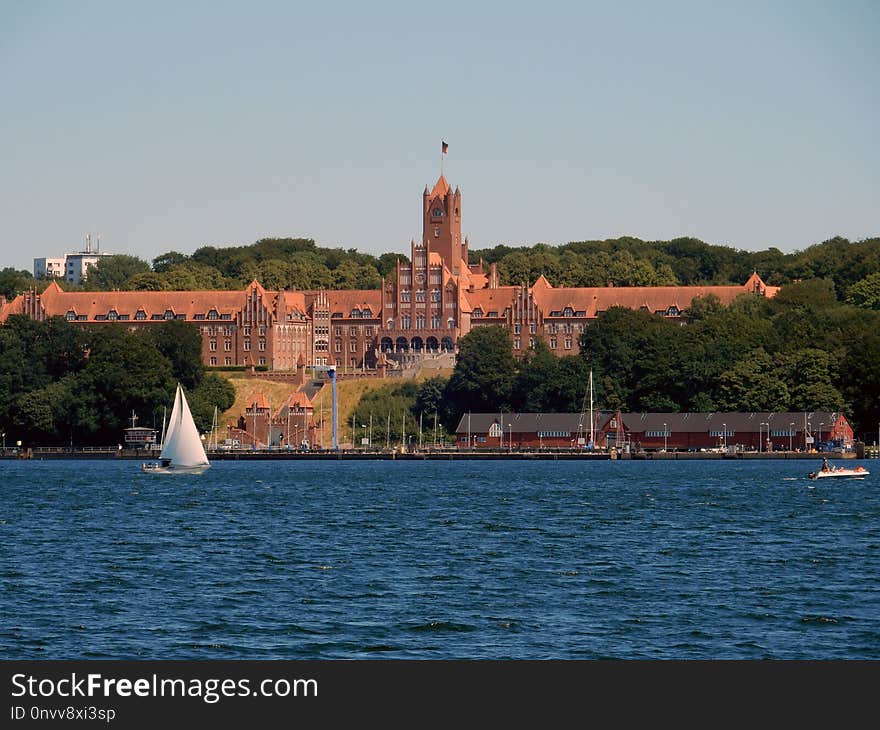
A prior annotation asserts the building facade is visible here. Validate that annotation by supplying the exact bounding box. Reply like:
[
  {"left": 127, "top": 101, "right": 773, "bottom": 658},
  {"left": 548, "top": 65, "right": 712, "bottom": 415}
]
[
  {"left": 33, "top": 235, "right": 114, "bottom": 285},
  {"left": 4, "top": 165, "right": 780, "bottom": 370},
  {"left": 455, "top": 411, "right": 854, "bottom": 451}
]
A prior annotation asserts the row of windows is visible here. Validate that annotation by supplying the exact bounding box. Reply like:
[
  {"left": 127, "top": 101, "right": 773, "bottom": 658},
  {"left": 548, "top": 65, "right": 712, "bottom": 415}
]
[
  {"left": 645, "top": 430, "right": 671, "bottom": 437},
  {"left": 537, "top": 431, "right": 570, "bottom": 438},
  {"left": 200, "top": 326, "right": 235, "bottom": 336},
  {"left": 513, "top": 324, "right": 540, "bottom": 334},
  {"left": 708, "top": 430, "right": 735, "bottom": 437},
  {"left": 548, "top": 308, "right": 587, "bottom": 318},
  {"left": 546, "top": 323, "right": 583, "bottom": 334},
  {"left": 209, "top": 357, "right": 266, "bottom": 366},
  {"left": 400, "top": 290, "right": 443, "bottom": 303},
  {"left": 334, "top": 326, "right": 374, "bottom": 336},
  {"left": 68, "top": 310, "right": 233, "bottom": 322}
]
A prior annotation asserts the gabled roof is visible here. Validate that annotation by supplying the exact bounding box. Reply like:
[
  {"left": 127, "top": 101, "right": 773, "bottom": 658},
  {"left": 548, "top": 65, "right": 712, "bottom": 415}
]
[
  {"left": 245, "top": 392, "right": 270, "bottom": 410},
  {"left": 454, "top": 412, "right": 605, "bottom": 434},
  {"left": 0, "top": 293, "right": 24, "bottom": 322},
  {"left": 618, "top": 411, "right": 845, "bottom": 434},
  {"left": 275, "top": 391, "right": 313, "bottom": 417},
  {"left": 455, "top": 411, "right": 849, "bottom": 434},
  {"left": 532, "top": 274, "right": 553, "bottom": 291},
  {"left": 302, "top": 289, "right": 382, "bottom": 319},
  {"left": 532, "top": 284, "right": 757, "bottom": 317},
  {"left": 465, "top": 287, "right": 518, "bottom": 315},
  {"left": 429, "top": 175, "right": 450, "bottom": 199}
]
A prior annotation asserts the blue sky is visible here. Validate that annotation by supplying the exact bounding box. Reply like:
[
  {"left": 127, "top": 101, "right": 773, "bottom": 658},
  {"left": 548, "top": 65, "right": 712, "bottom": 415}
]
[{"left": 1, "top": 1, "right": 877, "bottom": 272}]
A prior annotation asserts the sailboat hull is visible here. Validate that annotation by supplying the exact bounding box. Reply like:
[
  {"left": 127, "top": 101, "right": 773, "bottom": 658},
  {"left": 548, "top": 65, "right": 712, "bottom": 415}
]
[{"left": 142, "top": 463, "right": 211, "bottom": 475}]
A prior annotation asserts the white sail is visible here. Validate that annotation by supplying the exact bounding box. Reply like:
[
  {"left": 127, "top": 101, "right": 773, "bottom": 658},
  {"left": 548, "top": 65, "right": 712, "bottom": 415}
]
[{"left": 159, "top": 384, "right": 209, "bottom": 467}]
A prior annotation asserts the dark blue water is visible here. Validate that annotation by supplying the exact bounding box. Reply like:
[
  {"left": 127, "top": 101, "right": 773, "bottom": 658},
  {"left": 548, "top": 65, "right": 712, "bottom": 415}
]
[{"left": 1, "top": 459, "right": 878, "bottom": 659}]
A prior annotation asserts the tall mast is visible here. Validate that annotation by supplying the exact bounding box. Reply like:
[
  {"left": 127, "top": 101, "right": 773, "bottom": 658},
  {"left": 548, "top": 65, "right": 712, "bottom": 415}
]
[{"left": 589, "top": 370, "right": 594, "bottom": 446}]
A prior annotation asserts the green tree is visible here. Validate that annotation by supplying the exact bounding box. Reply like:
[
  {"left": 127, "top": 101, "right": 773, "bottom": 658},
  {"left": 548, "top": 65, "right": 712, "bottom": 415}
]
[
  {"left": 444, "top": 326, "right": 517, "bottom": 421},
  {"left": 414, "top": 377, "right": 449, "bottom": 420},
  {"left": 152, "top": 251, "right": 189, "bottom": 273},
  {"left": 149, "top": 320, "right": 205, "bottom": 389},
  {"left": 846, "top": 272, "right": 880, "bottom": 309},
  {"left": 67, "top": 327, "right": 176, "bottom": 443},
  {"left": 83, "top": 254, "right": 151, "bottom": 290},
  {"left": 0, "top": 268, "right": 35, "bottom": 298},
  {"left": 127, "top": 272, "right": 168, "bottom": 291},
  {"left": 716, "top": 349, "right": 790, "bottom": 411},
  {"left": 189, "top": 373, "right": 236, "bottom": 432}
]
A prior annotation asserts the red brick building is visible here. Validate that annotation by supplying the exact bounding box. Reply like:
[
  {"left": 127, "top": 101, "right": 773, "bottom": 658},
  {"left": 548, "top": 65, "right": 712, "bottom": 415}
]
[
  {"left": 231, "top": 390, "right": 317, "bottom": 449},
  {"left": 0, "top": 159, "right": 779, "bottom": 369},
  {"left": 455, "top": 411, "right": 854, "bottom": 451}
]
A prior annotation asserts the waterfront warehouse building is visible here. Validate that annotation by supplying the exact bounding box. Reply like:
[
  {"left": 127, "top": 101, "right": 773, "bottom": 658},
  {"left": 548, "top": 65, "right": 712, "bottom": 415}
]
[{"left": 455, "top": 411, "right": 854, "bottom": 451}]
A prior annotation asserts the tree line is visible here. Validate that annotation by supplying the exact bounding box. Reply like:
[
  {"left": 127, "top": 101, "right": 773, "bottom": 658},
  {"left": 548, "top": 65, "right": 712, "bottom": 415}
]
[
  {"left": 0, "top": 318, "right": 235, "bottom": 447},
  {"left": 3, "top": 235, "right": 880, "bottom": 308}
]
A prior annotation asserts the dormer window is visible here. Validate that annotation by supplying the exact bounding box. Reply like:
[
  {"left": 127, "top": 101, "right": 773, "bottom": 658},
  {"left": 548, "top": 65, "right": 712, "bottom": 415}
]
[
  {"left": 668, "top": 306, "right": 680, "bottom": 316},
  {"left": 164, "top": 310, "right": 174, "bottom": 320},
  {"left": 472, "top": 307, "right": 484, "bottom": 317},
  {"left": 362, "top": 308, "right": 372, "bottom": 318},
  {"left": 350, "top": 308, "right": 361, "bottom": 318},
  {"left": 135, "top": 310, "right": 146, "bottom": 321},
  {"left": 563, "top": 307, "right": 574, "bottom": 317},
  {"left": 108, "top": 310, "right": 118, "bottom": 321},
  {"left": 66, "top": 311, "right": 75, "bottom": 321},
  {"left": 208, "top": 309, "right": 219, "bottom": 320}
]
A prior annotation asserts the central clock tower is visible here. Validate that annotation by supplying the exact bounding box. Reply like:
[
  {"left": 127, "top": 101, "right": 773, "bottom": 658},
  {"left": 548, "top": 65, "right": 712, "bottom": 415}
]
[{"left": 423, "top": 175, "right": 464, "bottom": 276}]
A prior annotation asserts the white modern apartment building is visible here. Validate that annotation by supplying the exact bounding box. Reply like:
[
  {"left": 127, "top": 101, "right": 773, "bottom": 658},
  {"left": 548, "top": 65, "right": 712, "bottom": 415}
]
[{"left": 33, "top": 234, "right": 113, "bottom": 285}]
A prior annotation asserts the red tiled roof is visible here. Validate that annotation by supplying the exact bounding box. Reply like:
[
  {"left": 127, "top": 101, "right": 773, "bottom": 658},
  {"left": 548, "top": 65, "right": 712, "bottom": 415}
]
[
  {"left": 465, "top": 287, "right": 518, "bottom": 315},
  {"left": 246, "top": 392, "right": 270, "bottom": 410},
  {"left": 303, "top": 290, "right": 382, "bottom": 318},
  {"left": 532, "top": 283, "right": 759, "bottom": 317},
  {"left": 275, "top": 391, "right": 313, "bottom": 417},
  {"left": 429, "top": 175, "right": 450, "bottom": 198}
]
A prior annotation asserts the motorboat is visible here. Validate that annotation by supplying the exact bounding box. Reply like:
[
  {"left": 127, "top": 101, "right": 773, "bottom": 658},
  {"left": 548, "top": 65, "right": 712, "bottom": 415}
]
[{"left": 808, "top": 460, "right": 869, "bottom": 480}]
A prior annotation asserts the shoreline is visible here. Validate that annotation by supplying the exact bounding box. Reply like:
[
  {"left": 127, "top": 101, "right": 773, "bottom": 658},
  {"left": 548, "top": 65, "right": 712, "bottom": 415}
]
[{"left": 0, "top": 449, "right": 862, "bottom": 461}]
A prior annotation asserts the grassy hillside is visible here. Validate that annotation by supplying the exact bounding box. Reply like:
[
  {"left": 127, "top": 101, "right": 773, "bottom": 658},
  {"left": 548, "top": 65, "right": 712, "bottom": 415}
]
[
  {"left": 216, "top": 371, "right": 450, "bottom": 448},
  {"left": 311, "top": 371, "right": 451, "bottom": 447}
]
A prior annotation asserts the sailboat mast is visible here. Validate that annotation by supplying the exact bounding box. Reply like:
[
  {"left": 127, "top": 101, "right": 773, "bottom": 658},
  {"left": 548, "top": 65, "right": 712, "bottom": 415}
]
[
  {"left": 589, "top": 370, "right": 594, "bottom": 445},
  {"left": 159, "top": 406, "right": 167, "bottom": 449}
]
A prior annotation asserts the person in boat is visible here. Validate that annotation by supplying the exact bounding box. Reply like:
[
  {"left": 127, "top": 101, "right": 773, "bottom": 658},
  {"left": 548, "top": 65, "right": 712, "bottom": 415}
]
[{"left": 821, "top": 457, "right": 830, "bottom": 472}]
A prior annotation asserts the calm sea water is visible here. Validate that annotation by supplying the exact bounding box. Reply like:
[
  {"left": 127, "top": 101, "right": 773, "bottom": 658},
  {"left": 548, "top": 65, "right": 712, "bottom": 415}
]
[{"left": 1, "top": 459, "right": 878, "bottom": 659}]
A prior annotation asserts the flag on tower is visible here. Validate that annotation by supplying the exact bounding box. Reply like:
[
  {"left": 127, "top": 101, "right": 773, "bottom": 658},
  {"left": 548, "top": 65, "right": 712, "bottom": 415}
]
[{"left": 442, "top": 141, "right": 448, "bottom": 154}]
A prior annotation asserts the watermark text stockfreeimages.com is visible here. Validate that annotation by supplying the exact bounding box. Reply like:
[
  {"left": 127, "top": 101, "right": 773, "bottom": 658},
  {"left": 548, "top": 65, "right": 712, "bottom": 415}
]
[{"left": 11, "top": 672, "right": 318, "bottom": 705}]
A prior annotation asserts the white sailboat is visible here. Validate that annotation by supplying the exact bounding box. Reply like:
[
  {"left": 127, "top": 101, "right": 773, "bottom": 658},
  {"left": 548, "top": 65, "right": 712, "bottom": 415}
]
[{"left": 142, "top": 384, "right": 210, "bottom": 474}]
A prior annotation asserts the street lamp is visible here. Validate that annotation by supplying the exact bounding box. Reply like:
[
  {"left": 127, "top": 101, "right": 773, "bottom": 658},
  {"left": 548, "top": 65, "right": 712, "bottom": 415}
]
[
  {"left": 789, "top": 423, "right": 794, "bottom": 452},
  {"left": 818, "top": 422, "right": 824, "bottom": 451},
  {"left": 508, "top": 423, "right": 513, "bottom": 454},
  {"left": 362, "top": 423, "right": 368, "bottom": 450},
  {"left": 722, "top": 423, "right": 727, "bottom": 451},
  {"left": 760, "top": 422, "right": 768, "bottom": 453},
  {"left": 663, "top": 422, "right": 668, "bottom": 452}
]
